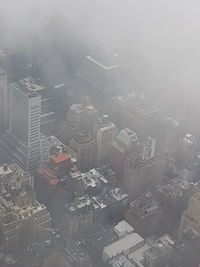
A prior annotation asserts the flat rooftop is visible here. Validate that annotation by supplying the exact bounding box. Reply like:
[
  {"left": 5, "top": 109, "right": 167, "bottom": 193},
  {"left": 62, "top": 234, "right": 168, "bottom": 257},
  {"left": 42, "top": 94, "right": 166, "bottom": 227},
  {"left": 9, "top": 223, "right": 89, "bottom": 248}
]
[
  {"left": 104, "top": 233, "right": 144, "bottom": 258},
  {"left": 51, "top": 152, "right": 71, "bottom": 163},
  {"left": 85, "top": 224, "right": 118, "bottom": 252},
  {"left": 13, "top": 77, "right": 44, "bottom": 98},
  {"left": 87, "top": 56, "right": 120, "bottom": 70},
  {"left": 109, "top": 254, "right": 137, "bottom": 267}
]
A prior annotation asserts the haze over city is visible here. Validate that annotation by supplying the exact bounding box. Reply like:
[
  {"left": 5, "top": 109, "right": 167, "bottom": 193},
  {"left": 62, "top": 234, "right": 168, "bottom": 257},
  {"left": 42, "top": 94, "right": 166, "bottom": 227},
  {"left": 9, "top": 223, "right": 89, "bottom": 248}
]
[{"left": 0, "top": 1, "right": 200, "bottom": 267}]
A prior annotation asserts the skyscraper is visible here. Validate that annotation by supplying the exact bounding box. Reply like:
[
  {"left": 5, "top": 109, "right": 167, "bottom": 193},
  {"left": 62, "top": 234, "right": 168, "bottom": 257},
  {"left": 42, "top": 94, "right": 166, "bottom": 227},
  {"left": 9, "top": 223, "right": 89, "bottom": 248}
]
[
  {"left": 57, "top": 97, "right": 98, "bottom": 145},
  {"left": 110, "top": 128, "right": 139, "bottom": 179},
  {"left": 122, "top": 151, "right": 161, "bottom": 200},
  {"left": 74, "top": 48, "right": 122, "bottom": 109},
  {"left": 179, "top": 187, "right": 200, "bottom": 238},
  {"left": 69, "top": 130, "right": 96, "bottom": 172},
  {"left": 0, "top": 79, "right": 42, "bottom": 172},
  {"left": 96, "top": 115, "right": 117, "bottom": 166},
  {"left": 0, "top": 68, "right": 8, "bottom": 135}
]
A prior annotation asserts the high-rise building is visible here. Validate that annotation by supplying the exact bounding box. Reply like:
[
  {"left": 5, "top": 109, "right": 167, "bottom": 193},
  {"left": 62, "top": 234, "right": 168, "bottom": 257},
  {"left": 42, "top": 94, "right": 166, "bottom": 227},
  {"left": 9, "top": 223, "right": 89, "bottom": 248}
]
[
  {"left": 179, "top": 187, "right": 200, "bottom": 239},
  {"left": 13, "top": 77, "right": 56, "bottom": 135},
  {"left": 0, "top": 68, "right": 8, "bottom": 135},
  {"left": 57, "top": 97, "right": 98, "bottom": 145},
  {"left": 67, "top": 97, "right": 98, "bottom": 131},
  {"left": 75, "top": 50, "right": 122, "bottom": 108},
  {"left": 0, "top": 79, "right": 43, "bottom": 172},
  {"left": 11, "top": 80, "right": 41, "bottom": 171},
  {"left": 125, "top": 192, "right": 163, "bottom": 237},
  {"left": 122, "top": 151, "right": 162, "bottom": 200},
  {"left": 69, "top": 130, "right": 96, "bottom": 172},
  {"left": 110, "top": 128, "right": 140, "bottom": 179},
  {"left": 109, "top": 91, "right": 161, "bottom": 140},
  {"left": 96, "top": 115, "right": 117, "bottom": 166}
]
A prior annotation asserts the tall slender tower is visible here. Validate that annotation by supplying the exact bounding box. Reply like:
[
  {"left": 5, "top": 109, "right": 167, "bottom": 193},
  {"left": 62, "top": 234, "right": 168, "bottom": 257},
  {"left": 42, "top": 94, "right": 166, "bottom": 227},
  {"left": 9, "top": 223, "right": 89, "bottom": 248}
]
[
  {"left": 96, "top": 115, "right": 117, "bottom": 166},
  {"left": 0, "top": 68, "right": 8, "bottom": 135}
]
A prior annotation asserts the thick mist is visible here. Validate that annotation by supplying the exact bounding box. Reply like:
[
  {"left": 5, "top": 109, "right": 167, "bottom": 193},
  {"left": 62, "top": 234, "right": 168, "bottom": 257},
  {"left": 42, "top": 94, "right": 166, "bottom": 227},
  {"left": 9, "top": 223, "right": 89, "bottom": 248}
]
[{"left": 1, "top": 0, "right": 200, "bottom": 116}]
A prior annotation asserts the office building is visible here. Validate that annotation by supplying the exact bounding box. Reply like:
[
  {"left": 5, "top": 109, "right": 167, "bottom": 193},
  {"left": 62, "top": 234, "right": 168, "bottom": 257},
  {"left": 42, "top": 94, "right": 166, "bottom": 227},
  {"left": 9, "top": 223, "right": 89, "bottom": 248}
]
[
  {"left": 57, "top": 97, "right": 98, "bottom": 145},
  {"left": 166, "top": 133, "right": 197, "bottom": 179},
  {"left": 0, "top": 47, "right": 19, "bottom": 82},
  {"left": 75, "top": 49, "right": 122, "bottom": 107},
  {"left": 108, "top": 253, "right": 140, "bottom": 267},
  {"left": 144, "top": 234, "right": 176, "bottom": 267},
  {"left": 110, "top": 128, "right": 140, "bottom": 179},
  {"left": 161, "top": 117, "right": 182, "bottom": 154},
  {"left": 156, "top": 177, "right": 191, "bottom": 211},
  {"left": 51, "top": 165, "right": 128, "bottom": 235},
  {"left": 96, "top": 115, "right": 117, "bottom": 166},
  {"left": 0, "top": 68, "right": 8, "bottom": 134},
  {"left": 110, "top": 91, "right": 161, "bottom": 140},
  {"left": 103, "top": 232, "right": 144, "bottom": 262},
  {"left": 0, "top": 79, "right": 57, "bottom": 172},
  {"left": 125, "top": 192, "right": 163, "bottom": 237},
  {"left": 1, "top": 79, "right": 42, "bottom": 172},
  {"left": 122, "top": 152, "right": 161, "bottom": 199},
  {"left": 65, "top": 195, "right": 94, "bottom": 235},
  {"left": 0, "top": 163, "right": 51, "bottom": 256},
  {"left": 179, "top": 187, "right": 200, "bottom": 238},
  {"left": 15, "top": 77, "right": 56, "bottom": 135},
  {"left": 67, "top": 97, "right": 98, "bottom": 131},
  {"left": 69, "top": 130, "right": 96, "bottom": 172}
]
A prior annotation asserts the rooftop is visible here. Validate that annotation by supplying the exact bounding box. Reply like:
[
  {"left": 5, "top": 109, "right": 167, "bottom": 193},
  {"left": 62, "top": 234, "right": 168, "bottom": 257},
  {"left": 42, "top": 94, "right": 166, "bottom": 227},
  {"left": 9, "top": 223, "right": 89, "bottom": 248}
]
[
  {"left": 93, "top": 187, "right": 128, "bottom": 210},
  {"left": 68, "top": 195, "right": 92, "bottom": 214},
  {"left": 18, "top": 77, "right": 45, "bottom": 92},
  {"left": 0, "top": 163, "right": 25, "bottom": 177},
  {"left": 13, "top": 77, "right": 44, "bottom": 98},
  {"left": 85, "top": 224, "right": 118, "bottom": 252},
  {"left": 104, "top": 233, "right": 144, "bottom": 258},
  {"left": 128, "top": 243, "right": 150, "bottom": 263},
  {"left": 130, "top": 192, "right": 161, "bottom": 218},
  {"left": 144, "top": 234, "right": 176, "bottom": 261},
  {"left": 109, "top": 254, "right": 137, "bottom": 267},
  {"left": 144, "top": 245, "right": 171, "bottom": 261},
  {"left": 70, "top": 168, "right": 108, "bottom": 190},
  {"left": 128, "top": 152, "right": 156, "bottom": 170},
  {"left": 51, "top": 152, "right": 71, "bottom": 163},
  {"left": 114, "top": 91, "right": 160, "bottom": 124},
  {"left": 114, "top": 220, "right": 134, "bottom": 237},
  {"left": 87, "top": 56, "right": 120, "bottom": 70},
  {"left": 156, "top": 179, "right": 190, "bottom": 201},
  {"left": 123, "top": 128, "right": 138, "bottom": 137}
]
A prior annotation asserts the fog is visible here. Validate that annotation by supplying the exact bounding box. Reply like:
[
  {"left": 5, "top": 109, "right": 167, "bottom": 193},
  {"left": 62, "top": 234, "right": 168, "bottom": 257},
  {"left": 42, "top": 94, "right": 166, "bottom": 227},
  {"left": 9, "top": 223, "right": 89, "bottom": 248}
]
[{"left": 1, "top": 0, "right": 200, "bottom": 113}]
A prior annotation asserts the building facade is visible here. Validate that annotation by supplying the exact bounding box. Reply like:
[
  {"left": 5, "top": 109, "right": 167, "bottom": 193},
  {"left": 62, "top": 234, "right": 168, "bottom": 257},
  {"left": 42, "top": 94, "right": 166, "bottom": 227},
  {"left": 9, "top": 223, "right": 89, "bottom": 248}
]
[
  {"left": 96, "top": 115, "right": 117, "bottom": 166},
  {"left": 69, "top": 130, "right": 96, "bottom": 172},
  {"left": 110, "top": 128, "right": 139, "bottom": 179},
  {"left": 0, "top": 163, "right": 51, "bottom": 256},
  {"left": 0, "top": 68, "right": 8, "bottom": 135}
]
